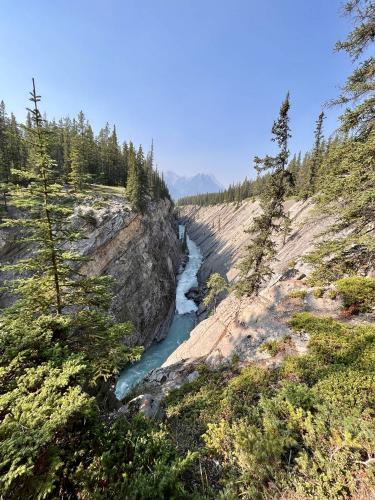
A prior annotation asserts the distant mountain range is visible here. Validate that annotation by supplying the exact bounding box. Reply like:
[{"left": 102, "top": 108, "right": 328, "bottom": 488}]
[{"left": 164, "top": 171, "right": 224, "bottom": 200}]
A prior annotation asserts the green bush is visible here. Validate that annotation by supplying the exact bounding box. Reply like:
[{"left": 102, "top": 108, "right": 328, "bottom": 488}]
[
  {"left": 312, "top": 287, "right": 325, "bottom": 298},
  {"left": 163, "top": 313, "right": 375, "bottom": 498},
  {"left": 72, "top": 416, "right": 195, "bottom": 499},
  {"left": 335, "top": 276, "right": 375, "bottom": 313},
  {"left": 327, "top": 288, "right": 338, "bottom": 300},
  {"left": 288, "top": 289, "right": 307, "bottom": 299}
]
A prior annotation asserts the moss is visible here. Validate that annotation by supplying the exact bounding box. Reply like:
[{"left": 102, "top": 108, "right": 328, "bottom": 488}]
[
  {"left": 312, "top": 287, "right": 325, "bottom": 298},
  {"left": 259, "top": 339, "right": 280, "bottom": 356},
  {"left": 335, "top": 276, "right": 375, "bottom": 313},
  {"left": 327, "top": 288, "right": 338, "bottom": 300},
  {"left": 288, "top": 289, "right": 307, "bottom": 300}
]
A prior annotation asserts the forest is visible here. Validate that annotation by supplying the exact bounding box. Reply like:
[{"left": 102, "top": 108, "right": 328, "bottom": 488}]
[
  {"left": 0, "top": 0, "right": 374, "bottom": 499},
  {"left": 0, "top": 95, "right": 170, "bottom": 214}
]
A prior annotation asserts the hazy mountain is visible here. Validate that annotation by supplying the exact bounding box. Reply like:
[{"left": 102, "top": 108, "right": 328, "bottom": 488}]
[{"left": 164, "top": 171, "right": 224, "bottom": 200}]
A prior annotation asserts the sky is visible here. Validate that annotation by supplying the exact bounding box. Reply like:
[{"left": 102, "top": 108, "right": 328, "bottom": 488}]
[{"left": 1, "top": 0, "right": 354, "bottom": 186}]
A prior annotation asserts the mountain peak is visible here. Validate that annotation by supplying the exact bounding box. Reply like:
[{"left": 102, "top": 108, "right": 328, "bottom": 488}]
[{"left": 164, "top": 171, "right": 224, "bottom": 200}]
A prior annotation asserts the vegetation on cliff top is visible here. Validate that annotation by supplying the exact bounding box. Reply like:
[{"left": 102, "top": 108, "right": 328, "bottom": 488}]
[
  {"left": 163, "top": 314, "right": 375, "bottom": 498},
  {"left": 0, "top": 92, "right": 170, "bottom": 215}
]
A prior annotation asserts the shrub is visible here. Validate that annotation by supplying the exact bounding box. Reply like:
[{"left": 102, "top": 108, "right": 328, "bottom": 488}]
[
  {"left": 288, "top": 289, "right": 307, "bottom": 300},
  {"left": 327, "top": 288, "right": 338, "bottom": 300},
  {"left": 259, "top": 339, "right": 280, "bottom": 356},
  {"left": 335, "top": 276, "right": 375, "bottom": 313},
  {"left": 312, "top": 287, "right": 324, "bottom": 298},
  {"left": 72, "top": 416, "right": 195, "bottom": 498},
  {"left": 161, "top": 314, "right": 375, "bottom": 498}
]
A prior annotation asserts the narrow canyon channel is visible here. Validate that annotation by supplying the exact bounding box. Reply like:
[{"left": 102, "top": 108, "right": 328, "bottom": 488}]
[{"left": 115, "top": 225, "right": 203, "bottom": 399}]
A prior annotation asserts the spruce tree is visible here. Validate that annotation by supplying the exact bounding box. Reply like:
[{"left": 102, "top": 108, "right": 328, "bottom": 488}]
[
  {"left": 203, "top": 273, "right": 229, "bottom": 312},
  {"left": 0, "top": 80, "right": 140, "bottom": 497},
  {"left": 306, "top": 1, "right": 375, "bottom": 284},
  {"left": 2, "top": 79, "right": 136, "bottom": 367},
  {"left": 308, "top": 111, "right": 325, "bottom": 195},
  {"left": 236, "top": 93, "right": 291, "bottom": 296},
  {"left": 136, "top": 145, "right": 149, "bottom": 211},
  {"left": 122, "top": 141, "right": 129, "bottom": 187},
  {"left": 334, "top": 0, "right": 375, "bottom": 138},
  {"left": 125, "top": 142, "right": 141, "bottom": 211},
  {"left": 69, "top": 134, "right": 88, "bottom": 191}
]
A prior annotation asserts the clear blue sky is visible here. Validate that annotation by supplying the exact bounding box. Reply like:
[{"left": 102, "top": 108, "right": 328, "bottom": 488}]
[{"left": 1, "top": 0, "right": 353, "bottom": 185}]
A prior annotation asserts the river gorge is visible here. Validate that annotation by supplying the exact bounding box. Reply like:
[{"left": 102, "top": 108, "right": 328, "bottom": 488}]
[{"left": 115, "top": 225, "right": 203, "bottom": 398}]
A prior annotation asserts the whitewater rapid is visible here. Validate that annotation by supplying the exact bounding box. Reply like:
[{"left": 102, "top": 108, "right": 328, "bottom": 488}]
[{"left": 115, "top": 226, "right": 203, "bottom": 399}]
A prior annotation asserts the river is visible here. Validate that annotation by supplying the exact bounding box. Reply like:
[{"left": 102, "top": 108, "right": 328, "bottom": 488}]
[{"left": 115, "top": 225, "right": 203, "bottom": 399}]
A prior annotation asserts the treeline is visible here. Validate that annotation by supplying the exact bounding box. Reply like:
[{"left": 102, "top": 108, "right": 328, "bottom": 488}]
[
  {"left": 177, "top": 117, "right": 331, "bottom": 208},
  {"left": 177, "top": 174, "right": 270, "bottom": 206},
  {"left": 0, "top": 101, "right": 170, "bottom": 212}
]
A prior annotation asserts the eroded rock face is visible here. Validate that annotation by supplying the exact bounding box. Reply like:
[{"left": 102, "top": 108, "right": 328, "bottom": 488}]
[
  {"left": 0, "top": 195, "right": 181, "bottom": 347},
  {"left": 77, "top": 198, "right": 181, "bottom": 347},
  {"left": 161, "top": 200, "right": 338, "bottom": 369}
]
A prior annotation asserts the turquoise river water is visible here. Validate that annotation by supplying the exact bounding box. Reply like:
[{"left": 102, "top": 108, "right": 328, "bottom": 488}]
[{"left": 115, "top": 226, "right": 203, "bottom": 399}]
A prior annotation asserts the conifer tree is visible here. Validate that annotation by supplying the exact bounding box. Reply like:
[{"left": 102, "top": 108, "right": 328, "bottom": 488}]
[
  {"left": 235, "top": 93, "right": 291, "bottom": 296},
  {"left": 2, "top": 79, "right": 136, "bottom": 371},
  {"left": 203, "top": 273, "right": 229, "bottom": 312},
  {"left": 69, "top": 134, "right": 88, "bottom": 191},
  {"left": 122, "top": 141, "right": 129, "bottom": 187},
  {"left": 136, "top": 145, "right": 149, "bottom": 212},
  {"left": 308, "top": 111, "right": 325, "bottom": 195},
  {"left": 334, "top": 0, "right": 375, "bottom": 138},
  {"left": 0, "top": 80, "right": 140, "bottom": 497},
  {"left": 306, "top": 1, "right": 375, "bottom": 283},
  {"left": 125, "top": 142, "right": 141, "bottom": 211}
]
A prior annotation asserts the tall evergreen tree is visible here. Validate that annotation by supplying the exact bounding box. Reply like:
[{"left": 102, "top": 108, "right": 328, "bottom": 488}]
[
  {"left": 235, "top": 93, "right": 291, "bottom": 296},
  {"left": 69, "top": 134, "right": 87, "bottom": 191},
  {"left": 136, "top": 145, "right": 149, "bottom": 211},
  {"left": 308, "top": 111, "right": 325, "bottom": 195},
  {"left": 0, "top": 80, "right": 139, "bottom": 497},
  {"left": 306, "top": 0, "right": 375, "bottom": 284},
  {"left": 125, "top": 142, "right": 141, "bottom": 211},
  {"left": 122, "top": 141, "right": 129, "bottom": 187},
  {"left": 2, "top": 79, "right": 135, "bottom": 369},
  {"left": 334, "top": 0, "right": 375, "bottom": 138}
]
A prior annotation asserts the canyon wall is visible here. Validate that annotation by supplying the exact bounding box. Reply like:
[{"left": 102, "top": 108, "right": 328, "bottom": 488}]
[
  {"left": 0, "top": 194, "right": 181, "bottom": 348},
  {"left": 162, "top": 199, "right": 336, "bottom": 369}
]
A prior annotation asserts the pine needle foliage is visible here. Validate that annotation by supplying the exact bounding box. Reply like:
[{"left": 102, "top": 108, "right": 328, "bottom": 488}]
[
  {"left": 334, "top": 0, "right": 375, "bottom": 139},
  {"left": 203, "top": 273, "right": 229, "bottom": 312},
  {"left": 308, "top": 111, "right": 325, "bottom": 196},
  {"left": 306, "top": 4, "right": 375, "bottom": 284},
  {"left": 0, "top": 82, "right": 144, "bottom": 497},
  {"left": 235, "top": 93, "right": 292, "bottom": 296}
]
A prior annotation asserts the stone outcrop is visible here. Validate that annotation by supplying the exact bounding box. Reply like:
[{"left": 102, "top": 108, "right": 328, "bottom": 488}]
[
  {"left": 76, "top": 197, "right": 181, "bottom": 347},
  {"left": 0, "top": 193, "right": 181, "bottom": 347},
  {"left": 162, "top": 199, "right": 338, "bottom": 369}
]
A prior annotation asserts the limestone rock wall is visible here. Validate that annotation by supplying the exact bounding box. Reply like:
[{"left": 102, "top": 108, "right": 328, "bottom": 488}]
[
  {"left": 0, "top": 195, "right": 181, "bottom": 348},
  {"left": 163, "top": 200, "right": 336, "bottom": 368}
]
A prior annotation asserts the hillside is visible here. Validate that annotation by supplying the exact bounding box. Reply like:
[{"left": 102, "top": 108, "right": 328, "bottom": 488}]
[{"left": 163, "top": 200, "right": 334, "bottom": 367}]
